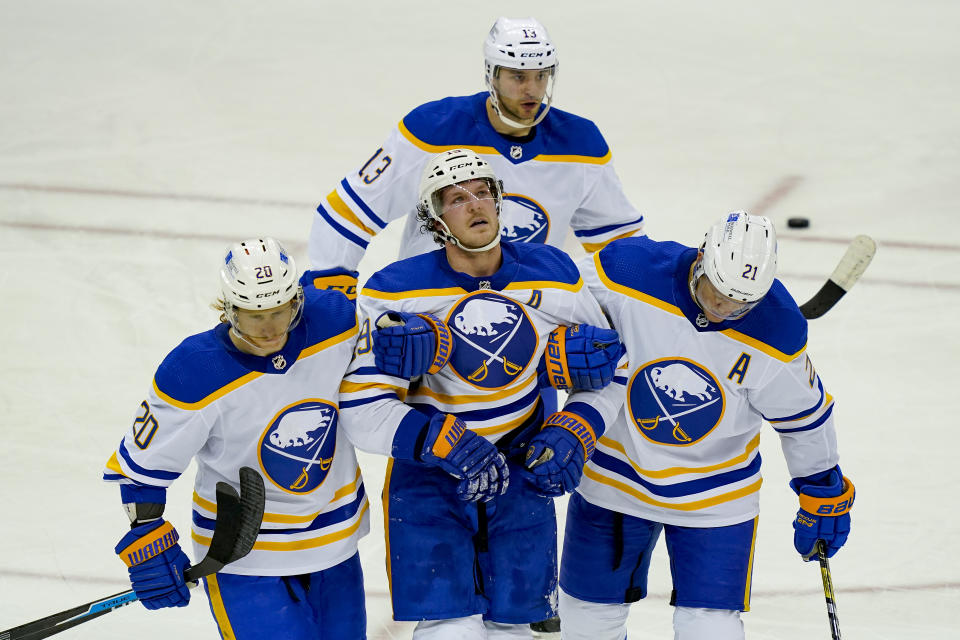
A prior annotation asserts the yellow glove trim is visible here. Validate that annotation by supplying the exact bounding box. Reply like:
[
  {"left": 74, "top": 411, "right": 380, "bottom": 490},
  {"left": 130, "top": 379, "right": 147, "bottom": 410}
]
[{"left": 799, "top": 476, "right": 855, "bottom": 516}]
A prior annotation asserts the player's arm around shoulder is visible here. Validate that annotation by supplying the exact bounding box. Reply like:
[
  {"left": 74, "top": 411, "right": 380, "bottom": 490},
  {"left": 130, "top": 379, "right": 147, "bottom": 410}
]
[{"left": 337, "top": 277, "right": 438, "bottom": 458}]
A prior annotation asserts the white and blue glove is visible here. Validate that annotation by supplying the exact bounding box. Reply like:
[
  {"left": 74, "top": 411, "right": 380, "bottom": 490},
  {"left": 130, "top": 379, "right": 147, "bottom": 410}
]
[
  {"left": 790, "top": 465, "right": 854, "bottom": 560},
  {"left": 373, "top": 311, "right": 453, "bottom": 379},
  {"left": 524, "top": 411, "right": 598, "bottom": 497},
  {"left": 543, "top": 324, "right": 625, "bottom": 391},
  {"left": 420, "top": 413, "right": 509, "bottom": 502},
  {"left": 115, "top": 519, "right": 191, "bottom": 609}
]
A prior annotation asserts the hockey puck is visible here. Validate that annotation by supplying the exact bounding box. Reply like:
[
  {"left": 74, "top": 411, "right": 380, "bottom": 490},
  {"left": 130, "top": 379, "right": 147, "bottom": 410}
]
[{"left": 787, "top": 217, "right": 810, "bottom": 229}]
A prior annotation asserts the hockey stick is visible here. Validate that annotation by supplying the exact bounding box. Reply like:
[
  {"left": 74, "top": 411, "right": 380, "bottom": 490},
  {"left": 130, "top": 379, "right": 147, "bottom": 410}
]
[
  {"left": 0, "top": 467, "right": 266, "bottom": 640},
  {"left": 816, "top": 540, "right": 842, "bottom": 640},
  {"left": 799, "top": 235, "right": 876, "bottom": 319}
]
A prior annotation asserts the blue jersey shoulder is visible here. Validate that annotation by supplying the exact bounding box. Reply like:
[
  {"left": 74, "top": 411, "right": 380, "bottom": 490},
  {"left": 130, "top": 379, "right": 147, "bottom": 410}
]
[
  {"left": 403, "top": 94, "right": 486, "bottom": 147},
  {"left": 597, "top": 236, "right": 691, "bottom": 304},
  {"left": 363, "top": 250, "right": 452, "bottom": 294},
  {"left": 403, "top": 93, "right": 609, "bottom": 159},
  {"left": 154, "top": 327, "right": 246, "bottom": 405},
  {"left": 537, "top": 106, "right": 609, "bottom": 159},
  {"left": 509, "top": 242, "right": 581, "bottom": 286},
  {"left": 734, "top": 281, "right": 808, "bottom": 357}
]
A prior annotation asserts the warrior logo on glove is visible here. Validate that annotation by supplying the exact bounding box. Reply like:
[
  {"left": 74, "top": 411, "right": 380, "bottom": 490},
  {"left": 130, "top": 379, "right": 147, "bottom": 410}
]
[
  {"left": 447, "top": 291, "right": 537, "bottom": 389},
  {"left": 259, "top": 400, "right": 339, "bottom": 493},
  {"left": 627, "top": 358, "right": 725, "bottom": 446}
]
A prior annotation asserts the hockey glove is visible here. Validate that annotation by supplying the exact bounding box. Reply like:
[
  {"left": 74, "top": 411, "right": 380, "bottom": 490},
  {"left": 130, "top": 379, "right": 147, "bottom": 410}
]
[
  {"left": 790, "top": 465, "right": 854, "bottom": 561},
  {"left": 544, "top": 324, "right": 625, "bottom": 391},
  {"left": 373, "top": 311, "right": 453, "bottom": 379},
  {"left": 456, "top": 452, "right": 510, "bottom": 502},
  {"left": 115, "top": 519, "right": 191, "bottom": 609},
  {"left": 420, "top": 414, "right": 509, "bottom": 502},
  {"left": 524, "top": 411, "right": 597, "bottom": 497}
]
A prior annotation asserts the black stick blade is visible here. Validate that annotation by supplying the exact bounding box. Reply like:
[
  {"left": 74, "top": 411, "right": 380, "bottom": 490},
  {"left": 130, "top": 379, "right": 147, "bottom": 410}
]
[
  {"left": 230, "top": 467, "right": 266, "bottom": 563},
  {"left": 800, "top": 235, "right": 876, "bottom": 319}
]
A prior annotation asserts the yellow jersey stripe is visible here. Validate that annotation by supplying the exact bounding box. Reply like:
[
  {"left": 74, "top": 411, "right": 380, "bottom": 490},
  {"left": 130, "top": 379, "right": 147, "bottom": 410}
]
[
  {"left": 383, "top": 458, "right": 395, "bottom": 600},
  {"left": 191, "top": 500, "right": 369, "bottom": 551},
  {"left": 583, "top": 466, "right": 763, "bottom": 511},
  {"left": 719, "top": 328, "right": 806, "bottom": 363},
  {"left": 105, "top": 452, "right": 128, "bottom": 478},
  {"left": 205, "top": 575, "right": 238, "bottom": 640},
  {"left": 408, "top": 374, "right": 537, "bottom": 405},
  {"left": 768, "top": 394, "right": 833, "bottom": 423},
  {"left": 339, "top": 380, "right": 408, "bottom": 402},
  {"left": 743, "top": 516, "right": 759, "bottom": 611},
  {"left": 597, "top": 433, "right": 761, "bottom": 479},
  {"left": 297, "top": 323, "right": 359, "bottom": 361},
  {"left": 398, "top": 121, "right": 499, "bottom": 155},
  {"left": 503, "top": 278, "right": 583, "bottom": 293},
  {"left": 154, "top": 370, "right": 263, "bottom": 411},
  {"left": 192, "top": 468, "right": 362, "bottom": 524},
  {"left": 532, "top": 150, "right": 612, "bottom": 165},
  {"left": 472, "top": 401, "right": 540, "bottom": 437},
  {"left": 362, "top": 286, "right": 467, "bottom": 300},
  {"left": 581, "top": 229, "right": 641, "bottom": 254},
  {"left": 594, "top": 251, "right": 684, "bottom": 318},
  {"left": 156, "top": 325, "right": 356, "bottom": 411},
  {"left": 327, "top": 189, "right": 376, "bottom": 237}
]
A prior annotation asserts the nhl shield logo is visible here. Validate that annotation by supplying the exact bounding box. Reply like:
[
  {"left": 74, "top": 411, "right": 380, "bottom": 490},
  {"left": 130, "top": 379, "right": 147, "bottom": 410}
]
[
  {"left": 500, "top": 194, "right": 550, "bottom": 244},
  {"left": 627, "top": 358, "right": 725, "bottom": 446},
  {"left": 510, "top": 145, "right": 523, "bottom": 159},
  {"left": 259, "top": 400, "right": 338, "bottom": 493},
  {"left": 447, "top": 291, "right": 537, "bottom": 389}
]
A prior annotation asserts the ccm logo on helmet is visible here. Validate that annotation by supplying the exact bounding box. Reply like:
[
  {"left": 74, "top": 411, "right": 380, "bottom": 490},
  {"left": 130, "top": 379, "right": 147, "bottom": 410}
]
[
  {"left": 449, "top": 162, "right": 474, "bottom": 170},
  {"left": 256, "top": 290, "right": 281, "bottom": 299},
  {"left": 520, "top": 52, "right": 545, "bottom": 57}
]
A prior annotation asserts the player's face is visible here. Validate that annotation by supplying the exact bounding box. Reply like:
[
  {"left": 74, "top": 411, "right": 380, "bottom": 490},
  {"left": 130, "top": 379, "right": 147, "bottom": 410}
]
[
  {"left": 438, "top": 179, "right": 499, "bottom": 249},
  {"left": 492, "top": 67, "right": 553, "bottom": 125},
  {"left": 694, "top": 275, "right": 758, "bottom": 323},
  {"left": 232, "top": 300, "right": 296, "bottom": 354}
]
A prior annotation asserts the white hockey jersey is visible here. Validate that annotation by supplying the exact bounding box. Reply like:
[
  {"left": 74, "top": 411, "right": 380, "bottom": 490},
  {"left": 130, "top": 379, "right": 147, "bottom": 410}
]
[
  {"left": 338, "top": 241, "right": 627, "bottom": 457},
  {"left": 103, "top": 285, "right": 369, "bottom": 576},
  {"left": 308, "top": 92, "right": 644, "bottom": 275},
  {"left": 576, "top": 237, "right": 840, "bottom": 527}
]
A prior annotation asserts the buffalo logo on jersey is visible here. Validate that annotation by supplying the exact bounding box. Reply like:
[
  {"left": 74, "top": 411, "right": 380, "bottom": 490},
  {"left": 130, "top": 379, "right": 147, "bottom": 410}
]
[
  {"left": 447, "top": 292, "right": 537, "bottom": 389},
  {"left": 500, "top": 194, "right": 550, "bottom": 244},
  {"left": 627, "top": 358, "right": 725, "bottom": 446},
  {"left": 258, "top": 400, "right": 339, "bottom": 493}
]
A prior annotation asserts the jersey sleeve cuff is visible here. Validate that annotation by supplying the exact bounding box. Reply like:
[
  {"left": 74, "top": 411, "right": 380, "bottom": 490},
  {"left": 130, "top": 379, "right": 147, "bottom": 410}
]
[
  {"left": 390, "top": 409, "right": 431, "bottom": 461},
  {"left": 562, "top": 401, "right": 607, "bottom": 440},
  {"left": 119, "top": 483, "right": 168, "bottom": 505}
]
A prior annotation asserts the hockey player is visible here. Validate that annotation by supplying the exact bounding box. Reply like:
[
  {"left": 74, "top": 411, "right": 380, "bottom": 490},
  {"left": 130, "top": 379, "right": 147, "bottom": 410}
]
[
  {"left": 338, "top": 149, "right": 627, "bottom": 639},
  {"left": 103, "top": 238, "right": 370, "bottom": 639},
  {"left": 534, "top": 212, "right": 855, "bottom": 640},
  {"left": 307, "top": 16, "right": 644, "bottom": 300}
]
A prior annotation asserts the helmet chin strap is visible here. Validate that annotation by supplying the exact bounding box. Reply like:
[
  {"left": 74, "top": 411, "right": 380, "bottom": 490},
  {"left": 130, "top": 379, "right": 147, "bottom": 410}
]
[
  {"left": 229, "top": 326, "right": 282, "bottom": 355},
  {"left": 487, "top": 81, "right": 553, "bottom": 130},
  {"left": 435, "top": 216, "right": 503, "bottom": 253}
]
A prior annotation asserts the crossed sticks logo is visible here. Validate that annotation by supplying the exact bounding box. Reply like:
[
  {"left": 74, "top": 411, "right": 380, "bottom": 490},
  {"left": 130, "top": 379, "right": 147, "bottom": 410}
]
[
  {"left": 626, "top": 358, "right": 726, "bottom": 446},
  {"left": 258, "top": 399, "right": 339, "bottom": 493},
  {"left": 446, "top": 291, "right": 537, "bottom": 390}
]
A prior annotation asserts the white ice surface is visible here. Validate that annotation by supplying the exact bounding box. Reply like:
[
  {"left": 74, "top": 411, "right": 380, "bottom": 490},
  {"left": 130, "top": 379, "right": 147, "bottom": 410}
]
[{"left": 1, "top": 1, "right": 958, "bottom": 638}]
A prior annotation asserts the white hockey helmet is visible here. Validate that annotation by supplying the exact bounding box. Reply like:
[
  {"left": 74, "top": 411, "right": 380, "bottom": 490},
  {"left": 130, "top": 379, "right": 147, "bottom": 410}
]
[
  {"left": 416, "top": 148, "right": 504, "bottom": 253},
  {"left": 483, "top": 17, "right": 558, "bottom": 129},
  {"left": 220, "top": 237, "right": 304, "bottom": 333},
  {"left": 691, "top": 212, "right": 777, "bottom": 320}
]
